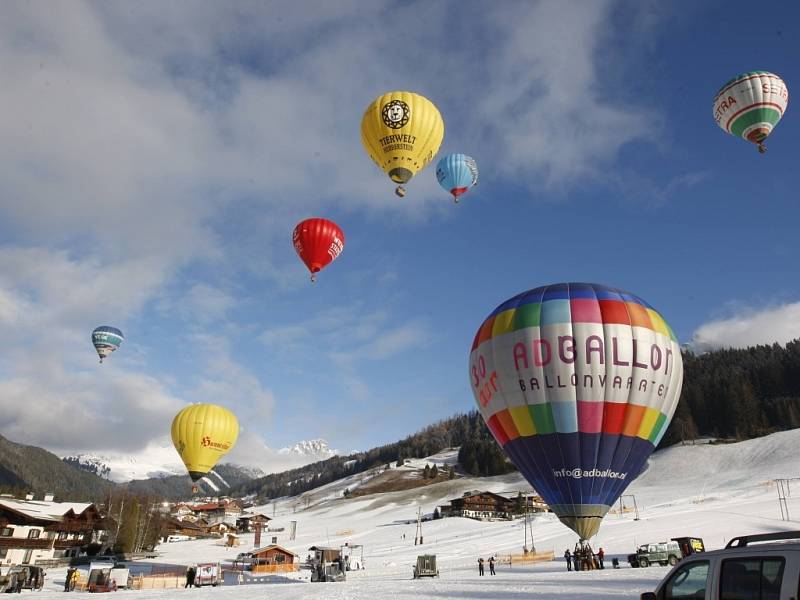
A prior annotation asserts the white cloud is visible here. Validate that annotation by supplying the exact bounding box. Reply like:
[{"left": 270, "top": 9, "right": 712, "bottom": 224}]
[
  {"left": 690, "top": 302, "right": 800, "bottom": 351},
  {"left": 0, "top": 1, "right": 672, "bottom": 458}
]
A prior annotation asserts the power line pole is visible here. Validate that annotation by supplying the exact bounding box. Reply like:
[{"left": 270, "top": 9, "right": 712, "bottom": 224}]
[{"left": 415, "top": 507, "right": 423, "bottom": 545}]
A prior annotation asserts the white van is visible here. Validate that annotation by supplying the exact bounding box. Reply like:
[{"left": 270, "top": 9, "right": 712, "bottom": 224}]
[{"left": 641, "top": 531, "right": 800, "bottom": 600}]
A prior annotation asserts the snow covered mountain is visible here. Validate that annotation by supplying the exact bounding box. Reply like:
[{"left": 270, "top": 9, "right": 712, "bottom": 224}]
[
  {"left": 62, "top": 444, "right": 185, "bottom": 483},
  {"left": 280, "top": 438, "right": 338, "bottom": 459},
  {"left": 62, "top": 438, "right": 337, "bottom": 483}
]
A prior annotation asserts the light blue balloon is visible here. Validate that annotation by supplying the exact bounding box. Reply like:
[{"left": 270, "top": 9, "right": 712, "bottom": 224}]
[{"left": 435, "top": 154, "right": 478, "bottom": 202}]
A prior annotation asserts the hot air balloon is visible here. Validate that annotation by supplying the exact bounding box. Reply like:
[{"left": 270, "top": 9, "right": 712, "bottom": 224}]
[
  {"left": 171, "top": 403, "right": 239, "bottom": 488},
  {"left": 468, "top": 283, "right": 683, "bottom": 541},
  {"left": 292, "top": 218, "right": 345, "bottom": 283},
  {"left": 436, "top": 153, "right": 478, "bottom": 203},
  {"left": 360, "top": 91, "right": 445, "bottom": 197},
  {"left": 91, "top": 326, "right": 124, "bottom": 363},
  {"left": 713, "top": 71, "right": 789, "bottom": 153}
]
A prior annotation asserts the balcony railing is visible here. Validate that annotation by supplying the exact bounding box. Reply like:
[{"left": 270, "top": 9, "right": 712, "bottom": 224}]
[{"left": 0, "top": 537, "right": 55, "bottom": 550}]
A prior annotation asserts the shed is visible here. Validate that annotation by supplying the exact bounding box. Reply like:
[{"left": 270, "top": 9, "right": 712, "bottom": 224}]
[{"left": 249, "top": 544, "right": 298, "bottom": 573}]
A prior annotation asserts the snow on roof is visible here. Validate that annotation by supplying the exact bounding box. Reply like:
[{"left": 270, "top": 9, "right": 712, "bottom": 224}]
[
  {"left": 252, "top": 544, "right": 297, "bottom": 557},
  {"left": 0, "top": 498, "right": 94, "bottom": 521}
]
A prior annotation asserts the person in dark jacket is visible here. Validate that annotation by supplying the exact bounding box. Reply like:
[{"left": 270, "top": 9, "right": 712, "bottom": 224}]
[
  {"left": 64, "top": 568, "right": 74, "bottom": 592},
  {"left": 185, "top": 566, "right": 196, "bottom": 588},
  {"left": 477, "top": 557, "right": 484, "bottom": 576},
  {"left": 488, "top": 556, "right": 496, "bottom": 575},
  {"left": 564, "top": 549, "right": 572, "bottom": 571}
]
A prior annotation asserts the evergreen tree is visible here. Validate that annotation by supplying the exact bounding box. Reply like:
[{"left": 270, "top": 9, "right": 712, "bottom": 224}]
[
  {"left": 423, "top": 464, "right": 431, "bottom": 479},
  {"left": 431, "top": 464, "right": 439, "bottom": 478}
]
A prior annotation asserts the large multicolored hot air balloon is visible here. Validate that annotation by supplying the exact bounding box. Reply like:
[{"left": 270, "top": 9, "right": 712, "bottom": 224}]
[
  {"left": 360, "top": 91, "right": 445, "bottom": 197},
  {"left": 436, "top": 153, "right": 478, "bottom": 203},
  {"left": 171, "top": 403, "right": 239, "bottom": 486},
  {"left": 91, "top": 326, "right": 124, "bottom": 363},
  {"left": 468, "top": 283, "right": 683, "bottom": 540},
  {"left": 713, "top": 71, "right": 789, "bottom": 153},
  {"left": 292, "top": 218, "right": 345, "bottom": 282}
]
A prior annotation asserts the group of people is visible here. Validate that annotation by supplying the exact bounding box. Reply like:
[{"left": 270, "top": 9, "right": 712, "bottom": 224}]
[
  {"left": 564, "top": 543, "right": 604, "bottom": 571},
  {"left": 477, "top": 556, "right": 496, "bottom": 576}
]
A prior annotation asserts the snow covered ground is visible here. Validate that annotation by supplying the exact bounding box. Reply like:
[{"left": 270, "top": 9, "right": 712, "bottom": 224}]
[{"left": 32, "top": 429, "right": 800, "bottom": 598}]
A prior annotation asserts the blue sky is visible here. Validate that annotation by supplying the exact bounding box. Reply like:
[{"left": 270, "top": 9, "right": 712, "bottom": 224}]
[{"left": 1, "top": 1, "right": 798, "bottom": 471}]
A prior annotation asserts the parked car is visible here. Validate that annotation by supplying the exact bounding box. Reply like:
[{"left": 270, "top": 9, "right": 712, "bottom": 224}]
[
  {"left": 629, "top": 541, "right": 683, "bottom": 568},
  {"left": 641, "top": 530, "right": 800, "bottom": 600}
]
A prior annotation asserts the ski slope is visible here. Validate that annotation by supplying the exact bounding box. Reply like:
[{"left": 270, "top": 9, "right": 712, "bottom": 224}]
[{"left": 30, "top": 429, "right": 800, "bottom": 598}]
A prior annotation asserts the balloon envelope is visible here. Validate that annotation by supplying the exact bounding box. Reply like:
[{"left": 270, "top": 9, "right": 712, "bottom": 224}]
[
  {"left": 360, "top": 91, "right": 444, "bottom": 195},
  {"left": 468, "top": 283, "right": 683, "bottom": 540},
  {"left": 292, "top": 218, "right": 345, "bottom": 282},
  {"left": 713, "top": 71, "right": 788, "bottom": 152},
  {"left": 436, "top": 154, "right": 478, "bottom": 201},
  {"left": 92, "top": 326, "right": 124, "bottom": 363},
  {"left": 171, "top": 403, "right": 240, "bottom": 482}
]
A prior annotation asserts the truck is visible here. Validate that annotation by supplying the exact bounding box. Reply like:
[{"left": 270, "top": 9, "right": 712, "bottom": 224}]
[
  {"left": 195, "top": 563, "right": 222, "bottom": 586},
  {"left": 413, "top": 554, "right": 439, "bottom": 579},
  {"left": 627, "top": 541, "right": 682, "bottom": 568}
]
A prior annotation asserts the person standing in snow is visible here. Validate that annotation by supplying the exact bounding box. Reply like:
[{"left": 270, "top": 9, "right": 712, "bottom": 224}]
[
  {"left": 564, "top": 549, "right": 572, "bottom": 571},
  {"left": 477, "top": 557, "right": 484, "bottom": 576},
  {"left": 185, "top": 566, "right": 196, "bottom": 588},
  {"left": 488, "top": 556, "right": 496, "bottom": 575},
  {"left": 598, "top": 547, "right": 605, "bottom": 569}
]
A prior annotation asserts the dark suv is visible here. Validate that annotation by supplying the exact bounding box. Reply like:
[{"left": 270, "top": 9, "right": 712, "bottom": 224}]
[{"left": 640, "top": 531, "right": 800, "bottom": 600}]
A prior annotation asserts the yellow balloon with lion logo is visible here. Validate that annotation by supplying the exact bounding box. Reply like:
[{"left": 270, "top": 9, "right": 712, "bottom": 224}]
[
  {"left": 360, "top": 91, "right": 445, "bottom": 197},
  {"left": 171, "top": 403, "right": 239, "bottom": 482}
]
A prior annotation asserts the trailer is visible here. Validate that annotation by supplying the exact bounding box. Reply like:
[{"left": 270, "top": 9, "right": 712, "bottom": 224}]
[
  {"left": 413, "top": 554, "right": 439, "bottom": 579},
  {"left": 195, "top": 562, "right": 222, "bottom": 587},
  {"left": 308, "top": 546, "right": 345, "bottom": 582},
  {"left": 340, "top": 544, "right": 365, "bottom": 571}
]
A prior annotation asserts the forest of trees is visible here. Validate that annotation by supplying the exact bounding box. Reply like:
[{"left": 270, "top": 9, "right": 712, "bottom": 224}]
[{"left": 661, "top": 340, "right": 800, "bottom": 445}]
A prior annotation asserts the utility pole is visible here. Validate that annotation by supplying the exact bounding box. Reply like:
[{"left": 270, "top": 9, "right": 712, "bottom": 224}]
[
  {"left": 776, "top": 479, "right": 791, "bottom": 521},
  {"left": 415, "top": 507, "right": 423, "bottom": 545}
]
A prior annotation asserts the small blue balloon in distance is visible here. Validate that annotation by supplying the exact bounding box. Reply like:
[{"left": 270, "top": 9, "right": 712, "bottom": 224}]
[{"left": 435, "top": 153, "right": 478, "bottom": 203}]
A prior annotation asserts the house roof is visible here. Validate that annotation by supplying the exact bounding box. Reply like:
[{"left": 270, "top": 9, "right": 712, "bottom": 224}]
[
  {"left": 192, "top": 503, "right": 226, "bottom": 511},
  {"left": 252, "top": 544, "right": 298, "bottom": 557},
  {"left": 0, "top": 498, "right": 95, "bottom": 522},
  {"left": 238, "top": 512, "right": 271, "bottom": 520},
  {"left": 454, "top": 491, "right": 513, "bottom": 504}
]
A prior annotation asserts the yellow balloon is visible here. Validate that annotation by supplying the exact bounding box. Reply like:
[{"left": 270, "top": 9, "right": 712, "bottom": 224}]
[
  {"left": 171, "top": 403, "right": 239, "bottom": 481},
  {"left": 360, "top": 91, "right": 445, "bottom": 196}
]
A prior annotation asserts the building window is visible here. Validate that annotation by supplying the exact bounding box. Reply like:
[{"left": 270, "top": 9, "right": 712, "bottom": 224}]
[
  {"left": 22, "top": 549, "right": 32, "bottom": 564},
  {"left": 275, "top": 554, "right": 285, "bottom": 564},
  {"left": 58, "top": 532, "right": 68, "bottom": 540},
  {"left": 28, "top": 529, "right": 41, "bottom": 539},
  {"left": 1, "top": 527, "right": 13, "bottom": 537},
  {"left": 0, "top": 548, "right": 7, "bottom": 559}
]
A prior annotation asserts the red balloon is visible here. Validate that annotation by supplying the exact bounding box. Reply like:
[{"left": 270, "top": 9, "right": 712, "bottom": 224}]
[{"left": 292, "top": 218, "right": 345, "bottom": 282}]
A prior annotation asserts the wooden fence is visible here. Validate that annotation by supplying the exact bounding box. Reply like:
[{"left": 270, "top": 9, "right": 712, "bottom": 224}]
[
  {"left": 499, "top": 550, "right": 555, "bottom": 565},
  {"left": 130, "top": 573, "right": 184, "bottom": 590},
  {"left": 251, "top": 564, "right": 299, "bottom": 574}
]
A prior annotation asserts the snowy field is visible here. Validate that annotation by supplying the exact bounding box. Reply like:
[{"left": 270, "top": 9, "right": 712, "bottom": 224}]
[{"left": 31, "top": 429, "right": 800, "bottom": 598}]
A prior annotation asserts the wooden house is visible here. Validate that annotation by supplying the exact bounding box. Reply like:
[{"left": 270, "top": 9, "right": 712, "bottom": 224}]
[
  {"left": 440, "top": 491, "right": 514, "bottom": 520},
  {"left": 235, "top": 512, "right": 271, "bottom": 533},
  {"left": 235, "top": 544, "right": 298, "bottom": 573},
  {"left": 0, "top": 496, "right": 106, "bottom": 565}
]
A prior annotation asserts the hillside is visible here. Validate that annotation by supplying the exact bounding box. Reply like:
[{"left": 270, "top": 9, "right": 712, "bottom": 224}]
[
  {"left": 123, "top": 463, "right": 259, "bottom": 499},
  {"left": 78, "top": 429, "right": 800, "bottom": 600},
  {"left": 0, "top": 434, "right": 113, "bottom": 501}
]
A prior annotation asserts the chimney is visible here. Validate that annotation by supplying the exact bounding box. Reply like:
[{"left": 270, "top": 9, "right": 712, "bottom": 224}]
[
  {"left": 43, "top": 493, "right": 54, "bottom": 502},
  {"left": 25, "top": 493, "right": 34, "bottom": 501}
]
